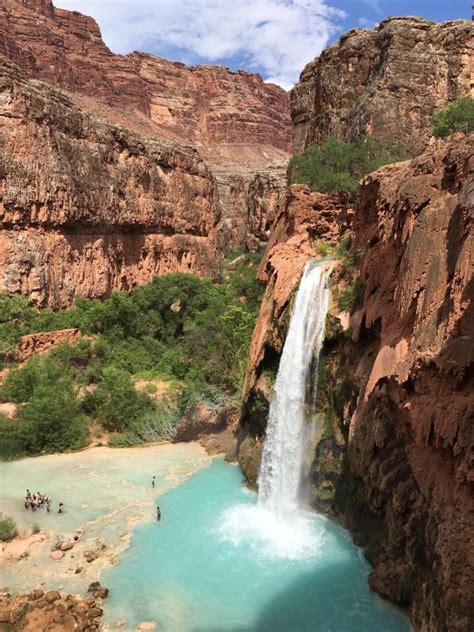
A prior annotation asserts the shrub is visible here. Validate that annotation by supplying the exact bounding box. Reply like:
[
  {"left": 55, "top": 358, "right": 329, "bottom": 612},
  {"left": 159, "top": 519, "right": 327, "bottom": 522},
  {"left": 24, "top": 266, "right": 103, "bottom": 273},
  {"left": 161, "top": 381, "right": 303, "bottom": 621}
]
[
  {"left": 0, "top": 356, "right": 65, "bottom": 403},
  {"left": 19, "top": 380, "right": 89, "bottom": 454},
  {"left": 432, "top": 97, "right": 474, "bottom": 138},
  {"left": 0, "top": 514, "right": 17, "bottom": 541},
  {"left": 289, "top": 135, "right": 403, "bottom": 195},
  {"left": 89, "top": 367, "right": 154, "bottom": 432},
  {"left": 336, "top": 283, "right": 363, "bottom": 312}
]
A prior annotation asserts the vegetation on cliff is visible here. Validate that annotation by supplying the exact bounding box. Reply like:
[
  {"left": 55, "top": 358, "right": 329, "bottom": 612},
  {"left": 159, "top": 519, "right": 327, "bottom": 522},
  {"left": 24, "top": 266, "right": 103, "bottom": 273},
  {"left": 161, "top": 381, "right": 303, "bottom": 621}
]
[
  {"left": 0, "top": 254, "right": 263, "bottom": 458},
  {"left": 432, "top": 97, "right": 474, "bottom": 137},
  {"left": 288, "top": 136, "right": 403, "bottom": 195}
]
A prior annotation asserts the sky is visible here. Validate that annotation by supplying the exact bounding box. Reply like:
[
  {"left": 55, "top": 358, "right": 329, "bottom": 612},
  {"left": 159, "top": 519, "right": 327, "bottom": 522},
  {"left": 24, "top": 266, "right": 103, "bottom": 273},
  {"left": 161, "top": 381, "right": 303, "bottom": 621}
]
[{"left": 54, "top": 0, "right": 471, "bottom": 90}]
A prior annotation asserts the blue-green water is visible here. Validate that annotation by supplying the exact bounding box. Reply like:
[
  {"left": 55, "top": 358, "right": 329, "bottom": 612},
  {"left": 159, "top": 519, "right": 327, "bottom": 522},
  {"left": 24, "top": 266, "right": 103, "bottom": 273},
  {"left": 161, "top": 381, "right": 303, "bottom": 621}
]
[{"left": 103, "top": 459, "right": 409, "bottom": 631}]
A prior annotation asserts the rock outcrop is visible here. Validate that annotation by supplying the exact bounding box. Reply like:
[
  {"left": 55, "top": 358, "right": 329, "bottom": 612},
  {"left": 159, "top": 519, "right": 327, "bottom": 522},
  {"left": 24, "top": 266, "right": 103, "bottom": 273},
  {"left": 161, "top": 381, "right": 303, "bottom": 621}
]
[
  {"left": 238, "top": 134, "right": 474, "bottom": 630},
  {"left": 0, "top": 585, "right": 107, "bottom": 631},
  {"left": 0, "top": 0, "right": 291, "bottom": 255},
  {"left": 292, "top": 17, "right": 473, "bottom": 156},
  {"left": 341, "top": 133, "right": 473, "bottom": 632},
  {"left": 0, "top": 58, "right": 220, "bottom": 307}
]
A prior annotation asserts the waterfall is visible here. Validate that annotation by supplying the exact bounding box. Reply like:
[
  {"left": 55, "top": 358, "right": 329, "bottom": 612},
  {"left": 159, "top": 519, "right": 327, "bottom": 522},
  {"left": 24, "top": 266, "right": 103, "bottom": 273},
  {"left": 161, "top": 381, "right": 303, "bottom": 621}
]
[
  {"left": 258, "top": 261, "right": 330, "bottom": 517},
  {"left": 217, "top": 260, "right": 330, "bottom": 559}
]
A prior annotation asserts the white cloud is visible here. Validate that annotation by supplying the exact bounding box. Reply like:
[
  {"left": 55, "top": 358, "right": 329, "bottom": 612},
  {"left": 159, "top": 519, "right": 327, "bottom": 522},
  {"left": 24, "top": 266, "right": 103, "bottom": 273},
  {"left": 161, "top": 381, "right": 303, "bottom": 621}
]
[{"left": 54, "top": 0, "right": 346, "bottom": 89}]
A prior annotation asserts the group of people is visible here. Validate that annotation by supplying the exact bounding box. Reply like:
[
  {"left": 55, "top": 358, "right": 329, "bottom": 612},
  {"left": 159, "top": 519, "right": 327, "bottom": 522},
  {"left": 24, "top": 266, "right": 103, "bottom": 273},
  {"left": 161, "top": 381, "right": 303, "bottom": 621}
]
[{"left": 24, "top": 489, "right": 63, "bottom": 514}]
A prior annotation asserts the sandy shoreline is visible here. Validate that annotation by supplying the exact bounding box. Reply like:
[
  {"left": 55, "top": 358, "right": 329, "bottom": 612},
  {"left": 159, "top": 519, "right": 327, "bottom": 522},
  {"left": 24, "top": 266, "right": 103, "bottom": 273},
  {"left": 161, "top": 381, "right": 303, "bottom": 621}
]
[{"left": 0, "top": 442, "right": 211, "bottom": 596}]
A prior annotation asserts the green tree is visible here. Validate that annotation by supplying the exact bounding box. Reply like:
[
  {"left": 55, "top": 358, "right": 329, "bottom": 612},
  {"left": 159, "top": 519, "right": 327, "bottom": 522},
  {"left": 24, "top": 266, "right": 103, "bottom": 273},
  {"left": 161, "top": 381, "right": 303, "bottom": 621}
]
[
  {"left": 1, "top": 356, "right": 65, "bottom": 403},
  {"left": 19, "top": 380, "right": 88, "bottom": 454},
  {"left": 432, "top": 97, "right": 474, "bottom": 138},
  {"left": 90, "top": 367, "right": 153, "bottom": 432},
  {"left": 288, "top": 135, "right": 403, "bottom": 196}
]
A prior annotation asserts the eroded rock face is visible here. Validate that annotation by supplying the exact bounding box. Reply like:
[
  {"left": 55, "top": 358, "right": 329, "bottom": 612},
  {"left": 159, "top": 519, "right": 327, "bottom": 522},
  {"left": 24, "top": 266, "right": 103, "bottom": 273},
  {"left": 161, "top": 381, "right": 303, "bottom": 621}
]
[
  {"left": 292, "top": 17, "right": 473, "bottom": 155},
  {"left": 342, "top": 133, "right": 474, "bottom": 631},
  {"left": 239, "top": 135, "right": 474, "bottom": 630},
  {"left": 0, "top": 58, "right": 220, "bottom": 307},
  {"left": 0, "top": 0, "right": 291, "bottom": 253}
]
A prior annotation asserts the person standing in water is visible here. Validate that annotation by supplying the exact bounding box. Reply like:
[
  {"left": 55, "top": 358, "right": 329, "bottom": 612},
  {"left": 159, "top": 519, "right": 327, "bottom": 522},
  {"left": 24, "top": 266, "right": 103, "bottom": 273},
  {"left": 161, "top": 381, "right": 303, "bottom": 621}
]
[
  {"left": 156, "top": 506, "right": 161, "bottom": 522},
  {"left": 152, "top": 476, "right": 155, "bottom": 488},
  {"left": 58, "top": 502, "right": 64, "bottom": 514}
]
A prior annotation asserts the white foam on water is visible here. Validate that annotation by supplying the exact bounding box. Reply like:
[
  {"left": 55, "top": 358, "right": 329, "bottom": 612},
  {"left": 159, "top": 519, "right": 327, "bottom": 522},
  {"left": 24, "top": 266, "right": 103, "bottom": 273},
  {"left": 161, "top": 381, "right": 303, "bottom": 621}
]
[{"left": 216, "top": 502, "right": 324, "bottom": 561}]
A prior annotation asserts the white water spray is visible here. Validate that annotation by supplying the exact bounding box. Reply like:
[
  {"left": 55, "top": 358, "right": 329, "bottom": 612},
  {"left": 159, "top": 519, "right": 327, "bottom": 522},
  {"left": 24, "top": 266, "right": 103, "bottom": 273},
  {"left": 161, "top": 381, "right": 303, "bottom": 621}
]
[
  {"left": 258, "top": 261, "right": 330, "bottom": 517},
  {"left": 218, "top": 261, "right": 330, "bottom": 559}
]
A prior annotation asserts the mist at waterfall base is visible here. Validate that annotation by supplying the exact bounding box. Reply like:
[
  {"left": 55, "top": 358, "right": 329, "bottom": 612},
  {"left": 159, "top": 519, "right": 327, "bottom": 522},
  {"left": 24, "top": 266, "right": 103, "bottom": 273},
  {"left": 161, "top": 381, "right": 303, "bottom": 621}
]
[{"left": 104, "top": 262, "right": 408, "bottom": 630}]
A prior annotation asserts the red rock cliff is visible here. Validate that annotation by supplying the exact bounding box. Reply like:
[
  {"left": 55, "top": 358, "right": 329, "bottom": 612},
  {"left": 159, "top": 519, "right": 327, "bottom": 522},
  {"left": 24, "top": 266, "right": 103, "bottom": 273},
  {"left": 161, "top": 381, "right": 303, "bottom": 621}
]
[
  {"left": 0, "top": 58, "right": 220, "bottom": 307},
  {"left": 238, "top": 135, "right": 474, "bottom": 631},
  {"left": 291, "top": 17, "right": 473, "bottom": 155},
  {"left": 0, "top": 0, "right": 292, "bottom": 252}
]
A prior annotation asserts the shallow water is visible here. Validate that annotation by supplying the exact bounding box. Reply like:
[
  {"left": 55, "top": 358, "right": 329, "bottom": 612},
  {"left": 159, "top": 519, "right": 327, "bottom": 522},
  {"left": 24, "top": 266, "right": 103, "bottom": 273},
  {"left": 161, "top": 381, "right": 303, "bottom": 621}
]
[
  {"left": 0, "top": 443, "right": 209, "bottom": 594},
  {"left": 103, "top": 458, "right": 409, "bottom": 632}
]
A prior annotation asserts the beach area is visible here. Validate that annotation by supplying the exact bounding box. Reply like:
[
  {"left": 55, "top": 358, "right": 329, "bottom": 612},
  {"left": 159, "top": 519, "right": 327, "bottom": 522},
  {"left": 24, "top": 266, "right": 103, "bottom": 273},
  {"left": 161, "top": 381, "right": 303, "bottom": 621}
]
[{"left": 0, "top": 443, "right": 210, "bottom": 597}]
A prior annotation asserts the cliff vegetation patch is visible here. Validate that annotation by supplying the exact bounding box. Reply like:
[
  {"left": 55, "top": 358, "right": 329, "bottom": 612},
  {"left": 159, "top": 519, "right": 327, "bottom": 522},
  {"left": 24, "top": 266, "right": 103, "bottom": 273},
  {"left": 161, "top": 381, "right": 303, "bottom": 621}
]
[
  {"left": 432, "top": 97, "right": 474, "bottom": 138},
  {"left": 288, "top": 136, "right": 404, "bottom": 196}
]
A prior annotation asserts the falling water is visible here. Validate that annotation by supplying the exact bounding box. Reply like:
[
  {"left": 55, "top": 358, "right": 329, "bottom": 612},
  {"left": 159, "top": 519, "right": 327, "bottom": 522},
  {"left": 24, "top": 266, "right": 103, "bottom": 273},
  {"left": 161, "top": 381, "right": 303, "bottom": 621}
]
[{"left": 258, "top": 261, "right": 330, "bottom": 517}]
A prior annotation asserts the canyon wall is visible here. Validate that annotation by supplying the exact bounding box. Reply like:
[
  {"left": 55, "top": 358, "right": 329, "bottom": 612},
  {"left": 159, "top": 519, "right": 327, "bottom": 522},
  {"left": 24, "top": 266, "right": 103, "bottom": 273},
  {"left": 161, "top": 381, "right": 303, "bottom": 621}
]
[
  {"left": 0, "top": 0, "right": 291, "bottom": 257},
  {"left": 238, "top": 134, "right": 474, "bottom": 631},
  {"left": 0, "top": 58, "right": 220, "bottom": 307},
  {"left": 292, "top": 17, "right": 473, "bottom": 155}
]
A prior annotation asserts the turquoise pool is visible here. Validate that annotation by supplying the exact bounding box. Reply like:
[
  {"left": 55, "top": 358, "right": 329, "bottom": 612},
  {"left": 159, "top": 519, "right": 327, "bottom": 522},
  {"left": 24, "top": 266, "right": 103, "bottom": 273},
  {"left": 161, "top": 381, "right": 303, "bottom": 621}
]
[{"left": 103, "top": 458, "right": 409, "bottom": 631}]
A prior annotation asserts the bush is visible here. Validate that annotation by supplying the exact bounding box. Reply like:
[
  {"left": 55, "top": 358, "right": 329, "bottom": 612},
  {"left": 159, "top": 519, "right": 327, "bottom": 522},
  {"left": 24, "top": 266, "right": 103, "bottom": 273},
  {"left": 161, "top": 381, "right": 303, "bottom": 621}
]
[
  {"left": 88, "top": 367, "right": 154, "bottom": 432},
  {"left": 18, "top": 380, "right": 89, "bottom": 454},
  {"left": 1, "top": 356, "right": 65, "bottom": 403},
  {"left": 0, "top": 514, "right": 17, "bottom": 541},
  {"left": 336, "top": 282, "right": 363, "bottom": 312},
  {"left": 432, "top": 97, "right": 474, "bottom": 138},
  {"left": 289, "top": 135, "right": 403, "bottom": 195}
]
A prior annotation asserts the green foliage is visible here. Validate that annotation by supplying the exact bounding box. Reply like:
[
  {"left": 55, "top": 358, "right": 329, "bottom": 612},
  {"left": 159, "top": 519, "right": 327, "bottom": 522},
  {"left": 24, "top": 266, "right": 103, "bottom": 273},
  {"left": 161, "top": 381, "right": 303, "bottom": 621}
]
[
  {"left": 19, "top": 380, "right": 89, "bottom": 454},
  {"left": 289, "top": 135, "right": 403, "bottom": 195},
  {"left": 336, "top": 282, "right": 363, "bottom": 312},
  {"left": 313, "top": 240, "right": 334, "bottom": 257},
  {"left": 84, "top": 367, "right": 153, "bottom": 432},
  {"left": 0, "top": 514, "right": 17, "bottom": 541},
  {"left": 432, "top": 97, "right": 474, "bottom": 138},
  {"left": 1, "top": 356, "right": 65, "bottom": 403},
  {"left": 109, "top": 400, "right": 179, "bottom": 447},
  {"left": 0, "top": 259, "right": 262, "bottom": 457}
]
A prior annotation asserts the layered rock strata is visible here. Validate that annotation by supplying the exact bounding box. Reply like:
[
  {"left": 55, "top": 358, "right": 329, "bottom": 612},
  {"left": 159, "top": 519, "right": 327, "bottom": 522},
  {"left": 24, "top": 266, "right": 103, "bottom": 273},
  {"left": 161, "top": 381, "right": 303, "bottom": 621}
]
[
  {"left": 0, "top": 0, "right": 291, "bottom": 253},
  {"left": 0, "top": 58, "right": 220, "bottom": 307},
  {"left": 238, "top": 135, "right": 474, "bottom": 631},
  {"left": 292, "top": 17, "right": 473, "bottom": 156}
]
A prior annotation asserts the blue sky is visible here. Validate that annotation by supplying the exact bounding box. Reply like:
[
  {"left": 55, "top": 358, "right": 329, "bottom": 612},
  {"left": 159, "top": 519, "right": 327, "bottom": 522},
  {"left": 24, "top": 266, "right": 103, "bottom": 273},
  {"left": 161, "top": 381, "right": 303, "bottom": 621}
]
[{"left": 54, "top": 1, "right": 470, "bottom": 89}]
